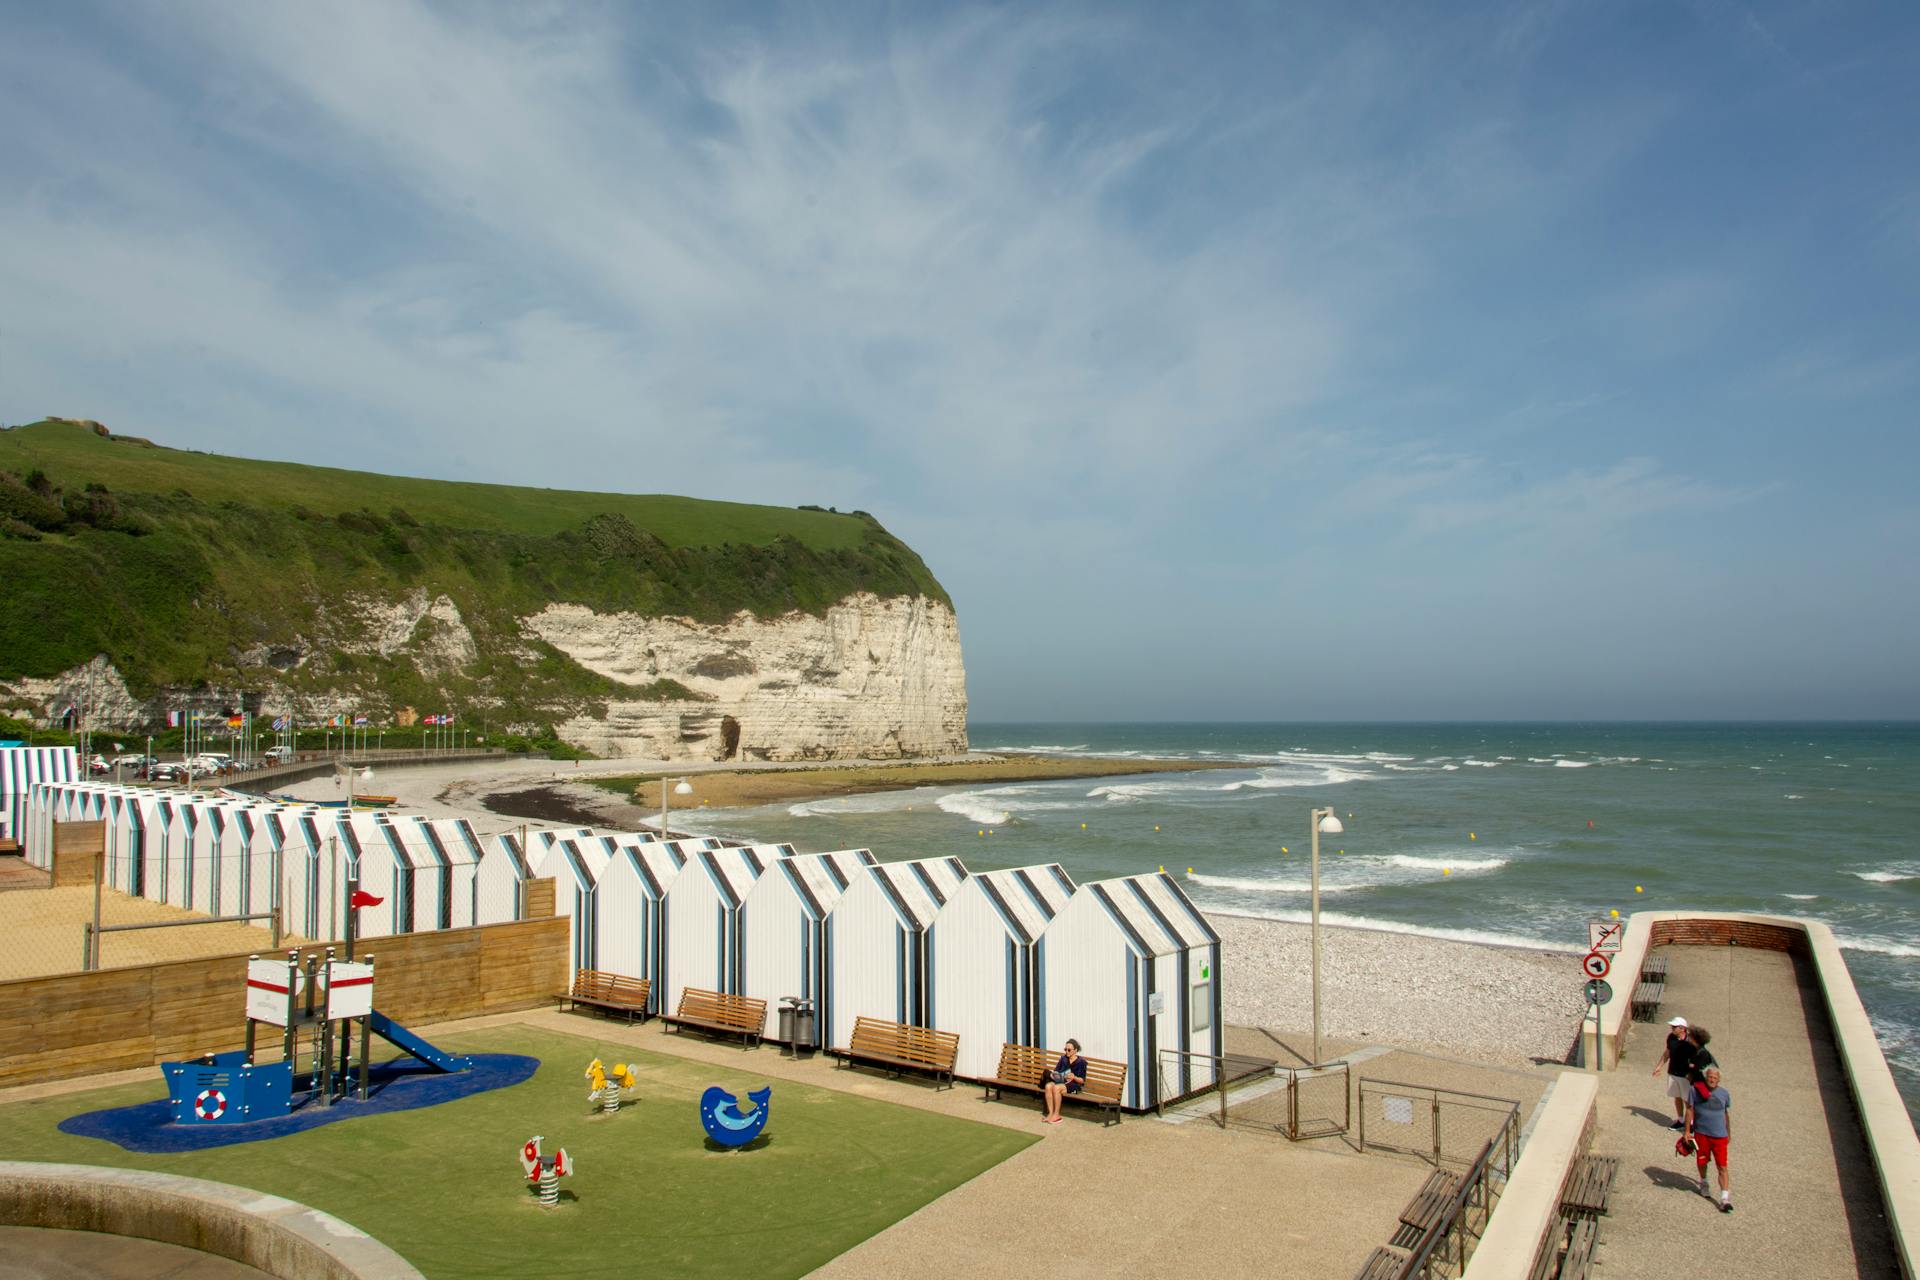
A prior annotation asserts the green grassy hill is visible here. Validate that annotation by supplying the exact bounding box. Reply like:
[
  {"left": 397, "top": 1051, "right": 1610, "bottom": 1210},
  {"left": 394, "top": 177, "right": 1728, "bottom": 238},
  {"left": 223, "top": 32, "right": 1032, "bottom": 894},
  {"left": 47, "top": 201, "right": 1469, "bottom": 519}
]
[{"left": 0, "top": 420, "right": 949, "bottom": 729}]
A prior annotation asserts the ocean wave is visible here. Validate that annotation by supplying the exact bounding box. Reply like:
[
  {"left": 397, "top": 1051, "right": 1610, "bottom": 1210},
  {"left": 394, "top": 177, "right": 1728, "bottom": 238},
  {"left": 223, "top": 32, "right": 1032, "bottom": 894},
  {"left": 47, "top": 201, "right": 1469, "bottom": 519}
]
[
  {"left": 786, "top": 790, "right": 930, "bottom": 818},
  {"left": 1784, "top": 794, "right": 1804, "bottom": 800},
  {"left": 1209, "top": 907, "right": 1574, "bottom": 952},
  {"left": 1185, "top": 872, "right": 1358, "bottom": 894},
  {"left": 1385, "top": 854, "right": 1509, "bottom": 873},
  {"left": 936, "top": 793, "right": 1012, "bottom": 826},
  {"left": 1838, "top": 933, "right": 1920, "bottom": 958},
  {"left": 1554, "top": 760, "right": 1592, "bottom": 768},
  {"left": 1221, "top": 764, "right": 1378, "bottom": 790},
  {"left": 1849, "top": 868, "right": 1918, "bottom": 884},
  {"left": 1780, "top": 893, "right": 1819, "bottom": 901},
  {"left": 1462, "top": 759, "right": 1500, "bottom": 768},
  {"left": 1528, "top": 758, "right": 1556, "bottom": 764},
  {"left": 1005, "top": 743, "right": 1090, "bottom": 753},
  {"left": 1441, "top": 764, "right": 1461, "bottom": 771}
]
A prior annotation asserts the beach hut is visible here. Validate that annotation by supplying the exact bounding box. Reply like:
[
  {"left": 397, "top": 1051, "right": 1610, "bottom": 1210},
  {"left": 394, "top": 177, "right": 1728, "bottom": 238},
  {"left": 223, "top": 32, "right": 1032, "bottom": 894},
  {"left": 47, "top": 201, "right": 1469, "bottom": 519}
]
[
  {"left": 545, "top": 838, "right": 605, "bottom": 973},
  {"left": 658, "top": 844, "right": 784, "bottom": 1010},
  {"left": 334, "top": 811, "right": 413, "bottom": 939},
  {"left": 1038, "top": 872, "right": 1223, "bottom": 1111},
  {"left": 197, "top": 798, "right": 259, "bottom": 918},
  {"left": 824, "top": 856, "right": 970, "bottom": 1051},
  {"left": 415, "top": 817, "right": 486, "bottom": 929},
  {"left": 155, "top": 795, "right": 201, "bottom": 910},
  {"left": 740, "top": 847, "right": 877, "bottom": 1048},
  {"left": 474, "top": 831, "right": 531, "bottom": 924},
  {"left": 1, "top": 746, "right": 77, "bottom": 855},
  {"left": 592, "top": 838, "right": 687, "bottom": 1010},
  {"left": 929, "top": 863, "right": 1079, "bottom": 1081},
  {"left": 269, "top": 807, "right": 340, "bottom": 940},
  {"left": 102, "top": 789, "right": 146, "bottom": 896}
]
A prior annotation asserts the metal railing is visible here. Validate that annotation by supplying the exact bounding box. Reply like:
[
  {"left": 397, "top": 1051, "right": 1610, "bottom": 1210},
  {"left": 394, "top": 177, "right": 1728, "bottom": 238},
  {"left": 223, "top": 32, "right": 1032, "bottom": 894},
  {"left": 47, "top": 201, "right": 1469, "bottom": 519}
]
[
  {"left": 1358, "top": 1077, "right": 1522, "bottom": 1173},
  {"left": 1155, "top": 1050, "right": 1351, "bottom": 1140},
  {"left": 1393, "top": 1134, "right": 1508, "bottom": 1279}
]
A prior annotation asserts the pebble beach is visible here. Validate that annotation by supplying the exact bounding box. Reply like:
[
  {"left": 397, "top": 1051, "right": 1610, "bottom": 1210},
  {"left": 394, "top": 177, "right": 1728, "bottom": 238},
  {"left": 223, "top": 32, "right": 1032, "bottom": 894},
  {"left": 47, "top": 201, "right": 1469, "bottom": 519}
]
[{"left": 1211, "top": 912, "right": 1588, "bottom": 1066}]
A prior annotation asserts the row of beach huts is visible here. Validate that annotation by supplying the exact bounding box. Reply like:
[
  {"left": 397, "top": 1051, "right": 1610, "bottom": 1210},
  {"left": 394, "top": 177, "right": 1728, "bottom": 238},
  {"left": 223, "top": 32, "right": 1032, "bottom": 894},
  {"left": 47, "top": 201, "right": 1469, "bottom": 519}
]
[{"left": 20, "top": 775, "right": 1224, "bottom": 1109}]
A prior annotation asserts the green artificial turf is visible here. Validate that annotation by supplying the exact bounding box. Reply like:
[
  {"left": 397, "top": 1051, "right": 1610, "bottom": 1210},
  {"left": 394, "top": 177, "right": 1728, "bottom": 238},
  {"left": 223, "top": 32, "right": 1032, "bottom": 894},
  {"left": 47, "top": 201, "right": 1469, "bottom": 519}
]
[{"left": 0, "top": 1025, "right": 1035, "bottom": 1278}]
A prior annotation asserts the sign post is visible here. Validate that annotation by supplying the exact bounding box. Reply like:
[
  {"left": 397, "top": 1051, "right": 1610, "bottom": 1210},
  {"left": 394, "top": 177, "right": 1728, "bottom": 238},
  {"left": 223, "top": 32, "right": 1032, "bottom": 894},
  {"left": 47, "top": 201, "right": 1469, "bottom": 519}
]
[{"left": 1582, "top": 976, "right": 1613, "bottom": 1072}]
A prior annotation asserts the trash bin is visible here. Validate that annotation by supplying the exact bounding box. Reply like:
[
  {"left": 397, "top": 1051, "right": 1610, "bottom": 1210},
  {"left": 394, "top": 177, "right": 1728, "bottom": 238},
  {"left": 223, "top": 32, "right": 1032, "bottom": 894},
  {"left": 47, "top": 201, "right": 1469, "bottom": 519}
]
[{"left": 779, "top": 997, "right": 816, "bottom": 1055}]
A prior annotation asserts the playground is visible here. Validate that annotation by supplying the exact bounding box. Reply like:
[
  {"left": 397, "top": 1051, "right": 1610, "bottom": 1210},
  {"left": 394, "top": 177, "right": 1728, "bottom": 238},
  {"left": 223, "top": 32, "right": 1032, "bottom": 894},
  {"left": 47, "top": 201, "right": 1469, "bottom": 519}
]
[{"left": 0, "top": 1022, "right": 1034, "bottom": 1278}]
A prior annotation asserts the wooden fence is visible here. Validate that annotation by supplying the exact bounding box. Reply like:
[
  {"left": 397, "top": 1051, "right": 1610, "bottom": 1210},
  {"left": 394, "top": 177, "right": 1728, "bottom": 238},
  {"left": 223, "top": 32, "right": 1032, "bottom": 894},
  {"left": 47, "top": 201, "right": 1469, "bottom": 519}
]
[{"left": 0, "top": 914, "right": 567, "bottom": 1088}]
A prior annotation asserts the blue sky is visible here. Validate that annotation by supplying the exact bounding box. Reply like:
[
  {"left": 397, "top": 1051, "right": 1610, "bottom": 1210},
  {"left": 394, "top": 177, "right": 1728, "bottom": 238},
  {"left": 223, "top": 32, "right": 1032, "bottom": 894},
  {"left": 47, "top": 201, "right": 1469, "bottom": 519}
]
[{"left": 2, "top": 1, "right": 1916, "bottom": 720}]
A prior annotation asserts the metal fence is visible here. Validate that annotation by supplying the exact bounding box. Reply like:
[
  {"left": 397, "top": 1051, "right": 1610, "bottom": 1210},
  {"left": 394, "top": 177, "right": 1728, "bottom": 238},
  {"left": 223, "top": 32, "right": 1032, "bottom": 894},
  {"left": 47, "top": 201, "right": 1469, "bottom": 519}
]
[
  {"left": 1155, "top": 1050, "right": 1352, "bottom": 1140},
  {"left": 1357, "top": 1077, "right": 1522, "bottom": 1175},
  {"left": 1391, "top": 1133, "right": 1511, "bottom": 1279}
]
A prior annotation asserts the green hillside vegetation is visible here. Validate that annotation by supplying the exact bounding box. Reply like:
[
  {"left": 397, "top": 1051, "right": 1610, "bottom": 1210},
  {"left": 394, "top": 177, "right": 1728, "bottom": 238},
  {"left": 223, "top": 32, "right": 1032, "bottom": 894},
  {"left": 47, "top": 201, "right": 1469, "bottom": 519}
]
[{"left": 0, "top": 421, "right": 949, "bottom": 725}]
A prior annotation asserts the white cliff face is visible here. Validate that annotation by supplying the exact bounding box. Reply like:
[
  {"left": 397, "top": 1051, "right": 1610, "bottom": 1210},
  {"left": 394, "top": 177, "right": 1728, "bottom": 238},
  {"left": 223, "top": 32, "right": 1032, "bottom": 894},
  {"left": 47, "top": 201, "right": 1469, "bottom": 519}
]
[{"left": 524, "top": 593, "right": 969, "bottom": 761}]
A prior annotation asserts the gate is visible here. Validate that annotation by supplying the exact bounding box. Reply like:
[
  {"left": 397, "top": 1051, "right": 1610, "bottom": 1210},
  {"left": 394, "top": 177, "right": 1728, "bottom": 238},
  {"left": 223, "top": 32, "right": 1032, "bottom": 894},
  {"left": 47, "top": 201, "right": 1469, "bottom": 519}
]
[{"left": 1156, "top": 1051, "right": 1352, "bottom": 1140}]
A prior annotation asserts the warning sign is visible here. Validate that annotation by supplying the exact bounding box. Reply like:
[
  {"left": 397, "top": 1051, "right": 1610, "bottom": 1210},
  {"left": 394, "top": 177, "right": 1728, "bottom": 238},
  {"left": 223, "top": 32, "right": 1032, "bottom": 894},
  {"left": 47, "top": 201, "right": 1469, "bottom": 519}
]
[
  {"left": 1588, "top": 919, "right": 1625, "bottom": 953},
  {"left": 1581, "top": 951, "right": 1611, "bottom": 980}
]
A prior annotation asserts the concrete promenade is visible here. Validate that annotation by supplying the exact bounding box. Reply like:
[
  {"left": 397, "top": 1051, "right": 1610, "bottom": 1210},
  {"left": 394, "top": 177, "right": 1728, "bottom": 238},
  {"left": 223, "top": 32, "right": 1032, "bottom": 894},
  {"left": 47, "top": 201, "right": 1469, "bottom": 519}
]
[{"left": 1588, "top": 944, "right": 1900, "bottom": 1279}]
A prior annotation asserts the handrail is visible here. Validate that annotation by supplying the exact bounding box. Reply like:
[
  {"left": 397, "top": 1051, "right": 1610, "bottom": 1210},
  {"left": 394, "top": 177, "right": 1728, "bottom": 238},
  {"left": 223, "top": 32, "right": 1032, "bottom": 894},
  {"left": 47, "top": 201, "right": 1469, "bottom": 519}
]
[{"left": 1396, "top": 1136, "right": 1501, "bottom": 1279}]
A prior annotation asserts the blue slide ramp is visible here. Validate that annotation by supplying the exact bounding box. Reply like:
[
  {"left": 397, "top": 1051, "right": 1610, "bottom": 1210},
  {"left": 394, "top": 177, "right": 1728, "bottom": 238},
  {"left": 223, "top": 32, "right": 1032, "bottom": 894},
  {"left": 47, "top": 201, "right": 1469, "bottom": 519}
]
[{"left": 368, "top": 1010, "right": 474, "bottom": 1073}]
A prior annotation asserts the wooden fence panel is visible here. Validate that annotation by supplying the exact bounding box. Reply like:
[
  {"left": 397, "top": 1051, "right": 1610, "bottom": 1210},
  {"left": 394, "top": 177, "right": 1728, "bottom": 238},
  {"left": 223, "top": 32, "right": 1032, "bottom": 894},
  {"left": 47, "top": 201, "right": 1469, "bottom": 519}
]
[{"left": 0, "top": 916, "right": 567, "bottom": 1088}]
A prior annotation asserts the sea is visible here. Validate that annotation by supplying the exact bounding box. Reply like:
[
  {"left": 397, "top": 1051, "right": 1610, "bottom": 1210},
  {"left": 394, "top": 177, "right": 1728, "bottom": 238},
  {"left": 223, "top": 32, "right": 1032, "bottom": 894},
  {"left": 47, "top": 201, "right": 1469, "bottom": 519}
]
[{"left": 697, "top": 722, "right": 1920, "bottom": 1120}]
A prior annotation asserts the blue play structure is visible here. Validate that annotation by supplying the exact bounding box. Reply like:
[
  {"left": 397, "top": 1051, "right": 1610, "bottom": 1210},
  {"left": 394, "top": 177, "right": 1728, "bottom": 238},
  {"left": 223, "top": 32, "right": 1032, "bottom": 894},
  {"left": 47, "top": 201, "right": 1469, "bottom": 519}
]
[
  {"left": 699, "top": 1084, "right": 772, "bottom": 1147},
  {"left": 161, "top": 946, "right": 472, "bottom": 1127}
]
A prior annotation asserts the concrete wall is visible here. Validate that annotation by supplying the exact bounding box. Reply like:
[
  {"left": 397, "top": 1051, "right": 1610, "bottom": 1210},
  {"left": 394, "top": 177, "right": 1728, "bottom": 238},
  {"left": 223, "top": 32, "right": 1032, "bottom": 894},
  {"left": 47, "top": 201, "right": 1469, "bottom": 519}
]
[
  {"left": 0, "top": 1162, "right": 422, "bottom": 1279},
  {"left": 0, "top": 914, "right": 567, "bottom": 1088}
]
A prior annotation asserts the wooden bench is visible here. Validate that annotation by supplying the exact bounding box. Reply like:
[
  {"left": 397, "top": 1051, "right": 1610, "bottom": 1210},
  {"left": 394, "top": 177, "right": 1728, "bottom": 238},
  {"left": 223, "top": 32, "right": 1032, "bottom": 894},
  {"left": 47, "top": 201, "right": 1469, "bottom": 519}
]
[
  {"left": 1353, "top": 1245, "right": 1410, "bottom": 1280},
  {"left": 1389, "top": 1171, "right": 1463, "bottom": 1251},
  {"left": 659, "top": 987, "right": 766, "bottom": 1047},
  {"left": 982, "top": 1042, "right": 1128, "bottom": 1125},
  {"left": 1630, "top": 980, "right": 1666, "bottom": 1022},
  {"left": 1558, "top": 1215, "right": 1598, "bottom": 1280},
  {"left": 1559, "top": 1155, "right": 1618, "bottom": 1219},
  {"left": 832, "top": 1015, "right": 960, "bottom": 1089},
  {"left": 1640, "top": 952, "right": 1669, "bottom": 982},
  {"left": 554, "top": 969, "right": 651, "bottom": 1023}
]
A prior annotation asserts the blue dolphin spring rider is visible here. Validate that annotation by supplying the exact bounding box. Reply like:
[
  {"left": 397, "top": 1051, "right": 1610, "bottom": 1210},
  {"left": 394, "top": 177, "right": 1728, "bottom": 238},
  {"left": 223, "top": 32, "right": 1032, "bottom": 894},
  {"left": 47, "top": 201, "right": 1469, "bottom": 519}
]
[{"left": 699, "top": 1085, "right": 771, "bottom": 1147}]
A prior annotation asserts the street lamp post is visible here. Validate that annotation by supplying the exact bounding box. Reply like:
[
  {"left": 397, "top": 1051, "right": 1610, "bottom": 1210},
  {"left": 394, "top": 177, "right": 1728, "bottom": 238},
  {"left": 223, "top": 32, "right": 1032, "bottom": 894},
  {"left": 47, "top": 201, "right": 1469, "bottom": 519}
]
[
  {"left": 338, "top": 761, "right": 374, "bottom": 810},
  {"left": 1308, "top": 806, "right": 1344, "bottom": 1067},
  {"left": 660, "top": 776, "right": 692, "bottom": 840}
]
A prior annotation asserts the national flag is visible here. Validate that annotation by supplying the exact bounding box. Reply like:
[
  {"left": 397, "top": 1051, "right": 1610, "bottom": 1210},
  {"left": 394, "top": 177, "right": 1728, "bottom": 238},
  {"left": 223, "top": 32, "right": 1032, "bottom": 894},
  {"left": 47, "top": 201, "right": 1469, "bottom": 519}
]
[
  {"left": 352, "top": 715, "right": 369, "bottom": 726},
  {"left": 168, "top": 711, "right": 182, "bottom": 728},
  {"left": 327, "top": 715, "right": 343, "bottom": 728},
  {"left": 271, "top": 717, "right": 288, "bottom": 731},
  {"left": 227, "top": 715, "right": 244, "bottom": 728},
  {"left": 349, "top": 889, "right": 385, "bottom": 908}
]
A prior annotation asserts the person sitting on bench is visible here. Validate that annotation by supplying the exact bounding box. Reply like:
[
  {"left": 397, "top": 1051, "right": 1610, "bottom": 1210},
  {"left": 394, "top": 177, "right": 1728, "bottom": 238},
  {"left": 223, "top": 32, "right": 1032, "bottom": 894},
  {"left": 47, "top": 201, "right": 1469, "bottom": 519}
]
[{"left": 1044, "top": 1039, "right": 1088, "bottom": 1125}]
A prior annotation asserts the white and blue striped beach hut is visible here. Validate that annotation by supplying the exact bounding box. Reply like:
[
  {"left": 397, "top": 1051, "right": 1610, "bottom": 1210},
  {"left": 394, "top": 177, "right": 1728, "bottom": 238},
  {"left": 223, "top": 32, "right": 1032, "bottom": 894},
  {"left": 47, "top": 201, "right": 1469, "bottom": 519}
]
[
  {"left": 1, "top": 746, "right": 77, "bottom": 854},
  {"left": 593, "top": 837, "right": 687, "bottom": 1010},
  {"left": 825, "top": 856, "right": 969, "bottom": 1051},
  {"left": 658, "top": 844, "right": 783, "bottom": 1011},
  {"left": 740, "top": 848, "right": 877, "bottom": 1048},
  {"left": 930, "top": 863, "right": 1078, "bottom": 1081},
  {"left": 1039, "top": 872, "right": 1223, "bottom": 1111},
  {"left": 474, "top": 831, "right": 531, "bottom": 925}
]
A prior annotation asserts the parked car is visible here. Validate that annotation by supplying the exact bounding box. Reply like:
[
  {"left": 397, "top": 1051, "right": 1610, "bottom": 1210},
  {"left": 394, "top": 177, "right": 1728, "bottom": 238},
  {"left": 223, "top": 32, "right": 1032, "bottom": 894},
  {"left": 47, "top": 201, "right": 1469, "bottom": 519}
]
[
  {"left": 263, "top": 745, "right": 295, "bottom": 765},
  {"left": 149, "top": 761, "right": 186, "bottom": 782},
  {"left": 87, "top": 755, "right": 110, "bottom": 775}
]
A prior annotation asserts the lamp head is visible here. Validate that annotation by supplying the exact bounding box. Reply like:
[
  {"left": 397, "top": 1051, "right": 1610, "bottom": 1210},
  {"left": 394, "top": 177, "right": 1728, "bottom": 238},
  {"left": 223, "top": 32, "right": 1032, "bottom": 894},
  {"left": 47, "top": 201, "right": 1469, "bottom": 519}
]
[
  {"left": 360, "top": 767, "right": 375, "bottom": 781},
  {"left": 1317, "top": 814, "right": 1344, "bottom": 835},
  {"left": 672, "top": 779, "right": 694, "bottom": 796}
]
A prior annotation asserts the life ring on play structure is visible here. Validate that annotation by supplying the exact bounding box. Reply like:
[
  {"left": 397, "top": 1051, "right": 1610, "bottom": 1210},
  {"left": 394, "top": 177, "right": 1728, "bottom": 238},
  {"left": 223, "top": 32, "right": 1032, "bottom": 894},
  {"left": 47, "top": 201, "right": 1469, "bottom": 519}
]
[{"left": 194, "top": 1089, "right": 228, "bottom": 1121}]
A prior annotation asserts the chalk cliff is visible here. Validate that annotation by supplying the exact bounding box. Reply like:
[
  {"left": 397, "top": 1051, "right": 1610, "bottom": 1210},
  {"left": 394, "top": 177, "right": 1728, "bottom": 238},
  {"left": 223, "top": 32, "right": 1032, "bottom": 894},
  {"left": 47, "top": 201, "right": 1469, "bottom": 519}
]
[{"left": 524, "top": 593, "right": 968, "bottom": 761}]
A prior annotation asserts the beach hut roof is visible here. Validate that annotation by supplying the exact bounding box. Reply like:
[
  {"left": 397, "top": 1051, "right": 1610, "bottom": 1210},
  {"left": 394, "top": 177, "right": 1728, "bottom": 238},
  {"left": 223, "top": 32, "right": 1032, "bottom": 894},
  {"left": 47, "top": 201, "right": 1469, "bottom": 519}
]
[
  {"left": 610, "top": 839, "right": 684, "bottom": 896},
  {"left": 969, "top": 863, "right": 1077, "bottom": 945},
  {"left": 1082, "top": 875, "right": 1185, "bottom": 958},
  {"left": 1132, "top": 872, "right": 1219, "bottom": 947},
  {"left": 862, "top": 856, "right": 970, "bottom": 930},
  {"left": 485, "top": 831, "right": 531, "bottom": 880},
  {"left": 420, "top": 817, "right": 486, "bottom": 866},
  {"left": 775, "top": 848, "right": 877, "bottom": 919},
  {"left": 688, "top": 845, "right": 770, "bottom": 909}
]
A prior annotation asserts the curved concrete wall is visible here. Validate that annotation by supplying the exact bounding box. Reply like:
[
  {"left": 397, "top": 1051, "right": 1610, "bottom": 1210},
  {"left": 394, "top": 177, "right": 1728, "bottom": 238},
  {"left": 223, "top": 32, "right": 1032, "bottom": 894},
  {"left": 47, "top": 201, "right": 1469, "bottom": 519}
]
[{"left": 0, "top": 1162, "right": 422, "bottom": 1280}]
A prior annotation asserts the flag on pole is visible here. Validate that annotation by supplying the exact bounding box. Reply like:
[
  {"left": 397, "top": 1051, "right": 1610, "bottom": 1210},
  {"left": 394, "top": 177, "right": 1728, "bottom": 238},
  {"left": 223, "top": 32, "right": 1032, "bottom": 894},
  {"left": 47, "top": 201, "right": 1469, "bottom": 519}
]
[
  {"left": 168, "top": 711, "right": 182, "bottom": 728},
  {"left": 272, "top": 716, "right": 288, "bottom": 731},
  {"left": 352, "top": 714, "right": 369, "bottom": 726},
  {"left": 227, "top": 714, "right": 244, "bottom": 728}
]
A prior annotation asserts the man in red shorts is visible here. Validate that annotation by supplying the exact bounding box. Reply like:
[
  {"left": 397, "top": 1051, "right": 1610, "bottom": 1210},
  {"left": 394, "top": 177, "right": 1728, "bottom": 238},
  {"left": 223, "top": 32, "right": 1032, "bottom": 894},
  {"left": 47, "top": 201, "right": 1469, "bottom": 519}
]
[{"left": 1686, "top": 1065, "right": 1733, "bottom": 1212}]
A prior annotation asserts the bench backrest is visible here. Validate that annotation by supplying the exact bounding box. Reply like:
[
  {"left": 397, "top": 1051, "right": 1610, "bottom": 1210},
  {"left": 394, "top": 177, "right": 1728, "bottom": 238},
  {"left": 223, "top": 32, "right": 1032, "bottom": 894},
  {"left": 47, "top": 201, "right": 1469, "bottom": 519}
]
[
  {"left": 573, "top": 969, "right": 650, "bottom": 1005},
  {"left": 675, "top": 986, "right": 767, "bottom": 1032},
  {"left": 848, "top": 1015, "right": 959, "bottom": 1069},
  {"left": 994, "top": 1042, "right": 1127, "bottom": 1103}
]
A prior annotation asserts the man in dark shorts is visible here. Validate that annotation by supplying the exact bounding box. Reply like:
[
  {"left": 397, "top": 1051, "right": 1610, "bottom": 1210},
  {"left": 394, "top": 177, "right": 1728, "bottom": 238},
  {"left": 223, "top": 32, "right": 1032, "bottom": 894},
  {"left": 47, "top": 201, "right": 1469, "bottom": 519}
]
[
  {"left": 1650, "top": 1015, "right": 1694, "bottom": 1128},
  {"left": 1687, "top": 1066, "right": 1733, "bottom": 1212}
]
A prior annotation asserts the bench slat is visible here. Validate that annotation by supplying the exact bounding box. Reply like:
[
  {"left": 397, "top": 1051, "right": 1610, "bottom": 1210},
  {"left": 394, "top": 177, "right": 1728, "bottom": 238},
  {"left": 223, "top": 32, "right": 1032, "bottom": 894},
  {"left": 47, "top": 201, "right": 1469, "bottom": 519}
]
[
  {"left": 660, "top": 987, "right": 766, "bottom": 1045},
  {"left": 833, "top": 1016, "right": 960, "bottom": 1089}
]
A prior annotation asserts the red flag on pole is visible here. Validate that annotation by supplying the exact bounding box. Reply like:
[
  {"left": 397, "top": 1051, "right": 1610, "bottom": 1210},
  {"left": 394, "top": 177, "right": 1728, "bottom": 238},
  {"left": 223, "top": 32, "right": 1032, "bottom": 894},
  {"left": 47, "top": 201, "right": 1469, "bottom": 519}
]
[{"left": 350, "top": 890, "right": 385, "bottom": 908}]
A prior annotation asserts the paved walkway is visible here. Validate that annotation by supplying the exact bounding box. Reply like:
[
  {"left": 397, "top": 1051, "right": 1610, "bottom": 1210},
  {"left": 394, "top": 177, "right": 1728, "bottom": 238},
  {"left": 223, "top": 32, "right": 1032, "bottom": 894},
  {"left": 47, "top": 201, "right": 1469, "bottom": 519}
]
[{"left": 1590, "top": 944, "right": 1899, "bottom": 1279}]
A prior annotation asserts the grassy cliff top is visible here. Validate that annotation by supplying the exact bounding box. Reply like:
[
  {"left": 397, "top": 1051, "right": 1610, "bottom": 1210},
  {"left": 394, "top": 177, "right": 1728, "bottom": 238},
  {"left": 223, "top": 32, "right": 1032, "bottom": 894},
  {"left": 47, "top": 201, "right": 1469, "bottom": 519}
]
[{"left": 0, "top": 420, "right": 870, "bottom": 551}]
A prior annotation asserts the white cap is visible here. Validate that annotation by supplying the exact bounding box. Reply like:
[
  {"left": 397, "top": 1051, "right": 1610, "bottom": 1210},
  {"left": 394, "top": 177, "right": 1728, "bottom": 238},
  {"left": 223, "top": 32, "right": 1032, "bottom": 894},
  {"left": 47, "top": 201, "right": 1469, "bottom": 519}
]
[{"left": 1667, "top": 1016, "right": 1689, "bottom": 1027}]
